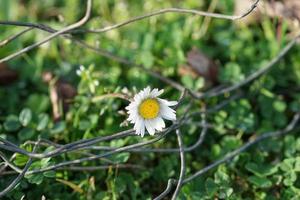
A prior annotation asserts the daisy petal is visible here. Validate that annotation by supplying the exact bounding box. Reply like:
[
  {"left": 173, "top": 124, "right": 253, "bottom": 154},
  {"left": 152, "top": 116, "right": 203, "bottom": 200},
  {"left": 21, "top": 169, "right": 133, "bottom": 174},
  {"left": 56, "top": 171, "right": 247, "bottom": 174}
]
[
  {"left": 158, "top": 98, "right": 178, "bottom": 106},
  {"left": 152, "top": 117, "right": 165, "bottom": 131},
  {"left": 134, "top": 93, "right": 142, "bottom": 102},
  {"left": 137, "top": 121, "right": 145, "bottom": 136},
  {"left": 155, "top": 89, "right": 164, "bottom": 97},
  {"left": 127, "top": 112, "right": 138, "bottom": 123},
  {"left": 144, "top": 87, "right": 151, "bottom": 97},
  {"left": 145, "top": 120, "right": 155, "bottom": 135},
  {"left": 134, "top": 117, "right": 143, "bottom": 135},
  {"left": 150, "top": 88, "right": 159, "bottom": 97},
  {"left": 160, "top": 105, "right": 176, "bottom": 121},
  {"left": 150, "top": 88, "right": 165, "bottom": 98},
  {"left": 140, "top": 124, "right": 145, "bottom": 137}
]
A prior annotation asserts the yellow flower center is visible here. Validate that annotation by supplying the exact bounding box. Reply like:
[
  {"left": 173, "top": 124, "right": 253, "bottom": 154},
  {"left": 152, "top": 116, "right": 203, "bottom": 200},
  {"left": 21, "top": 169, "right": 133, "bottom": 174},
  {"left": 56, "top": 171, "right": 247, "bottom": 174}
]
[{"left": 139, "top": 98, "right": 160, "bottom": 119}]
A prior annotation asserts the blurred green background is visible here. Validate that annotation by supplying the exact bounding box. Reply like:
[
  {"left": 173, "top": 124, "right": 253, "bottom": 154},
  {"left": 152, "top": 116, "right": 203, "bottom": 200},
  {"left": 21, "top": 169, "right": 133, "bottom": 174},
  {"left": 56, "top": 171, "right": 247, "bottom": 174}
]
[{"left": 1, "top": 0, "right": 300, "bottom": 199}]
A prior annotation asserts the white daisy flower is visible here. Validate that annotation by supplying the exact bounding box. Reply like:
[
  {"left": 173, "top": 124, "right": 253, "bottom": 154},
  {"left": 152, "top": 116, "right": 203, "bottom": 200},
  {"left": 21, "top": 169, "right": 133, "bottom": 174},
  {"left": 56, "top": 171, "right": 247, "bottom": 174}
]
[{"left": 125, "top": 87, "right": 178, "bottom": 137}]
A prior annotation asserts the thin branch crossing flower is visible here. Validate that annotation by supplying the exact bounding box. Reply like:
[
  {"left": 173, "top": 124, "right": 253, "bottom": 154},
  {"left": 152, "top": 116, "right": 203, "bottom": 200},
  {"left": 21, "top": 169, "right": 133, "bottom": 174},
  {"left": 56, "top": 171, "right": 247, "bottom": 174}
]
[{"left": 126, "top": 87, "right": 177, "bottom": 137}]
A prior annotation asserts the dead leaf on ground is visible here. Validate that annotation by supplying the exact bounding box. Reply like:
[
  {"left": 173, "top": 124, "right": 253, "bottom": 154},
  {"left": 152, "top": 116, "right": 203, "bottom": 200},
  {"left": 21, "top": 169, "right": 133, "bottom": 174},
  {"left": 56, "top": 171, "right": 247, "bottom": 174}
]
[
  {"left": 234, "top": 0, "right": 300, "bottom": 36},
  {"left": 0, "top": 63, "right": 18, "bottom": 86},
  {"left": 42, "top": 71, "right": 77, "bottom": 121},
  {"left": 179, "top": 47, "right": 218, "bottom": 88}
]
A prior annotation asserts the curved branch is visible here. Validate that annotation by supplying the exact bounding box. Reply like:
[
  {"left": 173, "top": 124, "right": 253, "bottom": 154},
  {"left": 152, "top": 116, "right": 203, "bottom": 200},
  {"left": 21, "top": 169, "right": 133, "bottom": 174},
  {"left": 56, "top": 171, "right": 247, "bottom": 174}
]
[
  {"left": 199, "top": 34, "right": 300, "bottom": 99},
  {"left": 0, "top": 0, "right": 259, "bottom": 35},
  {"left": 154, "top": 179, "right": 176, "bottom": 200},
  {"left": 182, "top": 112, "right": 300, "bottom": 184},
  {"left": 0, "top": 0, "right": 92, "bottom": 63},
  {"left": 0, "top": 140, "right": 40, "bottom": 198},
  {"left": 86, "top": 0, "right": 259, "bottom": 34},
  {"left": 0, "top": 27, "right": 33, "bottom": 47},
  {"left": 171, "top": 129, "right": 185, "bottom": 200}
]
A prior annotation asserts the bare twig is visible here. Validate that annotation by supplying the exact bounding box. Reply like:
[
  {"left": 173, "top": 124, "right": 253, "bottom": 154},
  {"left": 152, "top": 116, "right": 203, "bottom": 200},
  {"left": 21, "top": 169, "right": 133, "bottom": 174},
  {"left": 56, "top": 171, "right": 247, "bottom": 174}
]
[
  {"left": 154, "top": 179, "right": 176, "bottom": 200},
  {"left": 0, "top": 129, "right": 134, "bottom": 158},
  {"left": 0, "top": 27, "right": 33, "bottom": 47},
  {"left": 0, "top": 164, "right": 145, "bottom": 176},
  {"left": 25, "top": 123, "right": 183, "bottom": 175},
  {"left": 91, "top": 93, "right": 130, "bottom": 102},
  {"left": 183, "top": 113, "right": 300, "bottom": 184},
  {"left": 0, "top": 152, "right": 22, "bottom": 174},
  {"left": 0, "top": 0, "right": 259, "bottom": 35},
  {"left": 0, "top": 0, "right": 92, "bottom": 63},
  {"left": 71, "top": 0, "right": 260, "bottom": 33},
  {"left": 199, "top": 34, "right": 300, "bottom": 99},
  {"left": 171, "top": 129, "right": 185, "bottom": 200},
  {"left": 0, "top": 140, "right": 40, "bottom": 198}
]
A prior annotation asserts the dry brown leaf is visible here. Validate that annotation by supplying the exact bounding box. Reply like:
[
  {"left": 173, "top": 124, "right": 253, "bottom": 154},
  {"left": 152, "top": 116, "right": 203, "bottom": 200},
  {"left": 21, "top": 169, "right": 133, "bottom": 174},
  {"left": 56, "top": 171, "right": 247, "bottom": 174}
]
[
  {"left": 42, "top": 71, "right": 77, "bottom": 121},
  {"left": 182, "top": 47, "right": 218, "bottom": 85},
  {"left": 0, "top": 63, "right": 18, "bottom": 86},
  {"left": 57, "top": 82, "right": 77, "bottom": 100},
  {"left": 234, "top": 0, "right": 300, "bottom": 35}
]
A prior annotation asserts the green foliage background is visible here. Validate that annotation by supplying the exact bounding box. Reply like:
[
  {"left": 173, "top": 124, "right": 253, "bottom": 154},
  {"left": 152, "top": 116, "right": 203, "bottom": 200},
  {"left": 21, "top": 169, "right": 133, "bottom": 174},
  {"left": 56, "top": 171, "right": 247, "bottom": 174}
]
[{"left": 1, "top": 0, "right": 300, "bottom": 199}]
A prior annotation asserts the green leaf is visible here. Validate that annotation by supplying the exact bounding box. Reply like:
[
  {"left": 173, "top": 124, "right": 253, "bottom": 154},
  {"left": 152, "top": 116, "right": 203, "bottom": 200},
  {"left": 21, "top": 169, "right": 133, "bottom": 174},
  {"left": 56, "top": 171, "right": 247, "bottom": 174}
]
[
  {"left": 18, "top": 128, "right": 35, "bottom": 141},
  {"left": 181, "top": 75, "right": 205, "bottom": 91},
  {"left": 114, "top": 174, "right": 127, "bottom": 195},
  {"left": 25, "top": 94, "right": 50, "bottom": 113},
  {"left": 214, "top": 167, "right": 230, "bottom": 185},
  {"left": 218, "top": 187, "right": 233, "bottom": 199},
  {"left": 26, "top": 173, "right": 44, "bottom": 185},
  {"left": 219, "top": 62, "right": 245, "bottom": 84},
  {"left": 290, "top": 100, "right": 300, "bottom": 112},
  {"left": 50, "top": 121, "right": 66, "bottom": 135},
  {"left": 221, "top": 136, "right": 242, "bottom": 150},
  {"left": 110, "top": 139, "right": 126, "bottom": 148},
  {"left": 43, "top": 170, "right": 56, "bottom": 178},
  {"left": 181, "top": 75, "right": 194, "bottom": 89},
  {"left": 245, "top": 162, "right": 278, "bottom": 177},
  {"left": 284, "top": 136, "right": 297, "bottom": 157},
  {"left": 273, "top": 100, "right": 287, "bottom": 112},
  {"left": 280, "top": 158, "right": 295, "bottom": 172},
  {"left": 248, "top": 176, "right": 272, "bottom": 188},
  {"left": 283, "top": 171, "right": 297, "bottom": 186},
  {"left": 41, "top": 157, "right": 51, "bottom": 167},
  {"left": 111, "top": 152, "right": 130, "bottom": 163},
  {"left": 142, "top": 33, "right": 154, "bottom": 50},
  {"left": 195, "top": 77, "right": 205, "bottom": 90},
  {"left": 294, "top": 157, "right": 300, "bottom": 172},
  {"left": 14, "top": 153, "right": 29, "bottom": 167},
  {"left": 225, "top": 99, "right": 256, "bottom": 133},
  {"left": 205, "top": 178, "right": 218, "bottom": 197},
  {"left": 4, "top": 115, "right": 21, "bottom": 132},
  {"left": 211, "top": 144, "right": 221, "bottom": 159},
  {"left": 13, "top": 145, "right": 32, "bottom": 166},
  {"left": 37, "top": 113, "right": 49, "bottom": 131},
  {"left": 78, "top": 120, "right": 92, "bottom": 130},
  {"left": 140, "top": 51, "right": 154, "bottom": 68},
  {"left": 19, "top": 108, "right": 32, "bottom": 126}
]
